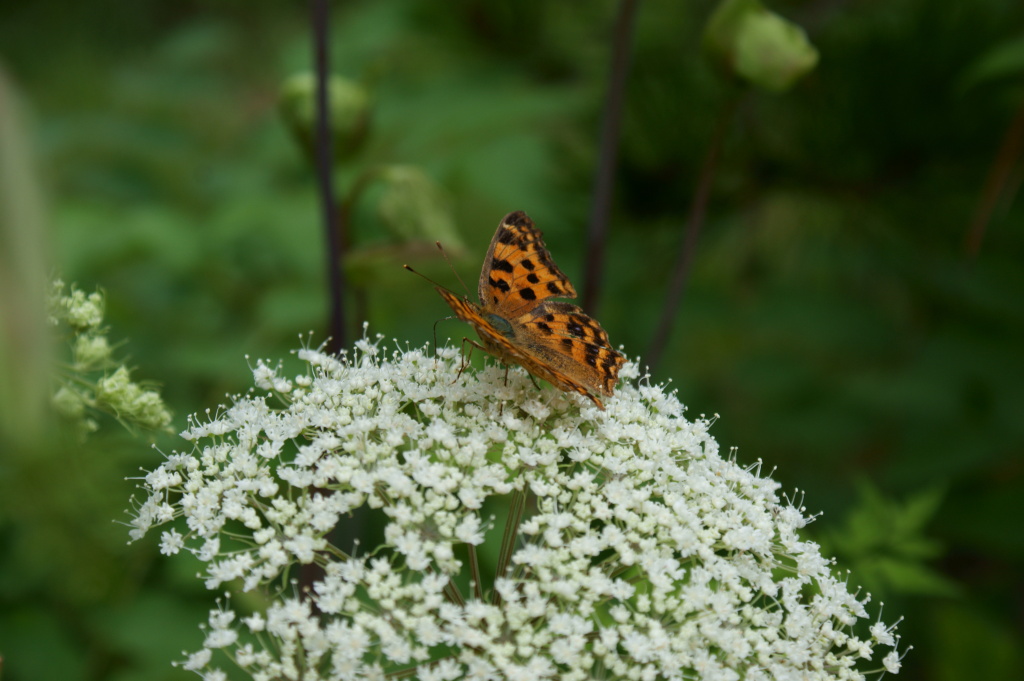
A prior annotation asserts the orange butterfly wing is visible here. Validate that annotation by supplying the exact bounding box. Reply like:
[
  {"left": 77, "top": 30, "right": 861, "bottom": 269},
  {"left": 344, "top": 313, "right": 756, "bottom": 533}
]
[
  {"left": 515, "top": 301, "right": 625, "bottom": 398},
  {"left": 478, "top": 211, "right": 575, "bottom": 318},
  {"left": 435, "top": 211, "right": 624, "bottom": 409}
]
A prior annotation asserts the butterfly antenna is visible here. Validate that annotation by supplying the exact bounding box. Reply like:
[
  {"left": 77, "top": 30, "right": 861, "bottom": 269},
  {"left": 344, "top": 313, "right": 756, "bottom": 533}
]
[
  {"left": 403, "top": 263, "right": 448, "bottom": 290},
  {"left": 435, "top": 241, "right": 472, "bottom": 297}
]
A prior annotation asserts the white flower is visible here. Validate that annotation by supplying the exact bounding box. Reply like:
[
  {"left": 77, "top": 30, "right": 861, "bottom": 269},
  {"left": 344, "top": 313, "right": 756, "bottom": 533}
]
[
  {"left": 243, "top": 612, "right": 265, "bottom": 633},
  {"left": 159, "top": 529, "right": 184, "bottom": 555},
  {"left": 871, "top": 621, "right": 894, "bottom": 646},
  {"left": 180, "top": 648, "right": 211, "bottom": 671},
  {"left": 883, "top": 649, "right": 903, "bottom": 674},
  {"left": 130, "top": 334, "right": 904, "bottom": 680},
  {"left": 203, "top": 628, "right": 238, "bottom": 649}
]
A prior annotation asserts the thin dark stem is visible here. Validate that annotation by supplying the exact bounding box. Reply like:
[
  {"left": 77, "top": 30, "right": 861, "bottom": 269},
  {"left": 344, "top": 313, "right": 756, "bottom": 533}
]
[
  {"left": 491, "top": 487, "right": 527, "bottom": 606},
  {"left": 964, "top": 97, "right": 1024, "bottom": 260},
  {"left": 312, "top": 0, "right": 346, "bottom": 354},
  {"left": 339, "top": 195, "right": 369, "bottom": 340},
  {"left": 468, "top": 542, "right": 484, "bottom": 601},
  {"left": 302, "top": 0, "right": 347, "bottom": 600},
  {"left": 582, "top": 0, "right": 642, "bottom": 313},
  {"left": 646, "top": 96, "right": 738, "bottom": 371},
  {"left": 442, "top": 579, "right": 465, "bottom": 608}
]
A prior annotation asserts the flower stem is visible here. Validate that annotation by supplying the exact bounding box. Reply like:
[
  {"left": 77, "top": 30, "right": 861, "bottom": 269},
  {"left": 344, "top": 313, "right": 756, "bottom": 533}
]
[
  {"left": 582, "top": 0, "right": 643, "bottom": 313},
  {"left": 441, "top": 574, "right": 465, "bottom": 607},
  {"left": 468, "top": 542, "right": 484, "bottom": 601},
  {"left": 492, "top": 486, "right": 527, "bottom": 606},
  {"left": 646, "top": 95, "right": 738, "bottom": 371},
  {"left": 964, "top": 97, "right": 1024, "bottom": 260},
  {"left": 310, "top": 0, "right": 347, "bottom": 353}
]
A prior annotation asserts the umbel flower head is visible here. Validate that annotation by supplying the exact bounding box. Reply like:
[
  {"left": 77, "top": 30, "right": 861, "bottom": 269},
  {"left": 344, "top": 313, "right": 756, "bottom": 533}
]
[
  {"left": 128, "top": 329, "right": 905, "bottom": 681},
  {"left": 48, "top": 280, "right": 172, "bottom": 437}
]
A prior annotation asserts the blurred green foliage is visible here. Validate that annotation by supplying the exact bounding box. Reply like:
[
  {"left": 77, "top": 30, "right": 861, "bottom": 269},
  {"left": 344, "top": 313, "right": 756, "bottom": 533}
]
[
  {"left": 1, "top": 0, "right": 1023, "bottom": 679},
  {"left": 821, "top": 481, "right": 958, "bottom": 599}
]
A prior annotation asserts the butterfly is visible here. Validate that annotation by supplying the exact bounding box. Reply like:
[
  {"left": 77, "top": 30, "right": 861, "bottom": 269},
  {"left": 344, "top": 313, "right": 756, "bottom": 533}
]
[{"left": 432, "top": 210, "right": 625, "bottom": 410}]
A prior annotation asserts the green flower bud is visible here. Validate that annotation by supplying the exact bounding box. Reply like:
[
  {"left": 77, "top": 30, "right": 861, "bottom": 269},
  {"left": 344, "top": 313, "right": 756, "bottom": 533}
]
[
  {"left": 47, "top": 279, "right": 67, "bottom": 326},
  {"left": 704, "top": 0, "right": 818, "bottom": 92},
  {"left": 96, "top": 367, "right": 172, "bottom": 430},
  {"left": 52, "top": 386, "right": 86, "bottom": 419},
  {"left": 96, "top": 366, "right": 133, "bottom": 408},
  {"left": 132, "top": 390, "right": 173, "bottom": 431},
  {"left": 279, "top": 73, "right": 371, "bottom": 161},
  {"left": 63, "top": 288, "right": 105, "bottom": 330},
  {"left": 73, "top": 333, "right": 112, "bottom": 370}
]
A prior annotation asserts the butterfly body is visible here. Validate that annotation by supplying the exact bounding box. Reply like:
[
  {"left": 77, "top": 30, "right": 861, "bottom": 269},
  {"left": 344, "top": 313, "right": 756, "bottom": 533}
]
[
  {"left": 435, "top": 211, "right": 624, "bottom": 409},
  {"left": 480, "top": 313, "right": 514, "bottom": 338}
]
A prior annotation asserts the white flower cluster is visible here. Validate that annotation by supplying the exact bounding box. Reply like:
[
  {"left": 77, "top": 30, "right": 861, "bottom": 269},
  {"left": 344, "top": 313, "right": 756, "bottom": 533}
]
[{"left": 129, "top": 332, "right": 905, "bottom": 681}]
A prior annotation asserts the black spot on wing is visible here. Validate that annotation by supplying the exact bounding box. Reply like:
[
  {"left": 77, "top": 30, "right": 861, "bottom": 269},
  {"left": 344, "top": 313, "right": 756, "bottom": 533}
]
[
  {"left": 497, "top": 229, "right": 516, "bottom": 245},
  {"left": 535, "top": 322, "right": 552, "bottom": 335},
  {"left": 492, "top": 257, "right": 514, "bottom": 273},
  {"left": 490, "top": 277, "right": 511, "bottom": 293},
  {"left": 567, "top": 321, "right": 585, "bottom": 337},
  {"left": 519, "top": 288, "right": 537, "bottom": 301},
  {"left": 526, "top": 273, "right": 540, "bottom": 284},
  {"left": 521, "top": 259, "right": 535, "bottom": 271},
  {"left": 547, "top": 282, "right": 561, "bottom": 295}
]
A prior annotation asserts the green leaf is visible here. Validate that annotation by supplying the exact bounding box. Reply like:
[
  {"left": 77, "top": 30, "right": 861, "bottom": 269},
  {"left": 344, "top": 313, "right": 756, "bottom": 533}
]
[
  {"left": 368, "top": 164, "right": 463, "bottom": 249},
  {"left": 822, "top": 481, "right": 955, "bottom": 597},
  {"left": 958, "top": 33, "right": 1024, "bottom": 91},
  {"left": 867, "top": 556, "right": 961, "bottom": 597}
]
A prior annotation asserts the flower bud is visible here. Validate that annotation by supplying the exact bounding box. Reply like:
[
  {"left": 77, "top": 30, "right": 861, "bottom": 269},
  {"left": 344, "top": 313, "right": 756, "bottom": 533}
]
[
  {"left": 63, "top": 289, "right": 105, "bottom": 330},
  {"left": 279, "top": 73, "right": 371, "bottom": 161},
  {"left": 96, "top": 367, "right": 172, "bottom": 430},
  {"left": 52, "top": 386, "right": 85, "bottom": 419},
  {"left": 73, "top": 333, "right": 112, "bottom": 370},
  {"left": 374, "top": 165, "right": 461, "bottom": 247},
  {"left": 704, "top": 0, "right": 818, "bottom": 92}
]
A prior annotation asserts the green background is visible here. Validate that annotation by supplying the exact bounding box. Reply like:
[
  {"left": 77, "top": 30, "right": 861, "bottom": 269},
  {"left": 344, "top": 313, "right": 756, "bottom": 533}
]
[{"left": 2, "top": 1, "right": 1023, "bottom": 679}]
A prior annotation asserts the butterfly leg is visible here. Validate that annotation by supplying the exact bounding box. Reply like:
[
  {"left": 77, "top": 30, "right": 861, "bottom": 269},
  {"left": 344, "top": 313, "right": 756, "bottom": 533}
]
[
  {"left": 526, "top": 372, "right": 541, "bottom": 391},
  {"left": 455, "top": 337, "right": 489, "bottom": 384},
  {"left": 494, "top": 365, "right": 513, "bottom": 417},
  {"left": 499, "top": 366, "right": 539, "bottom": 390},
  {"left": 430, "top": 318, "right": 444, "bottom": 365}
]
